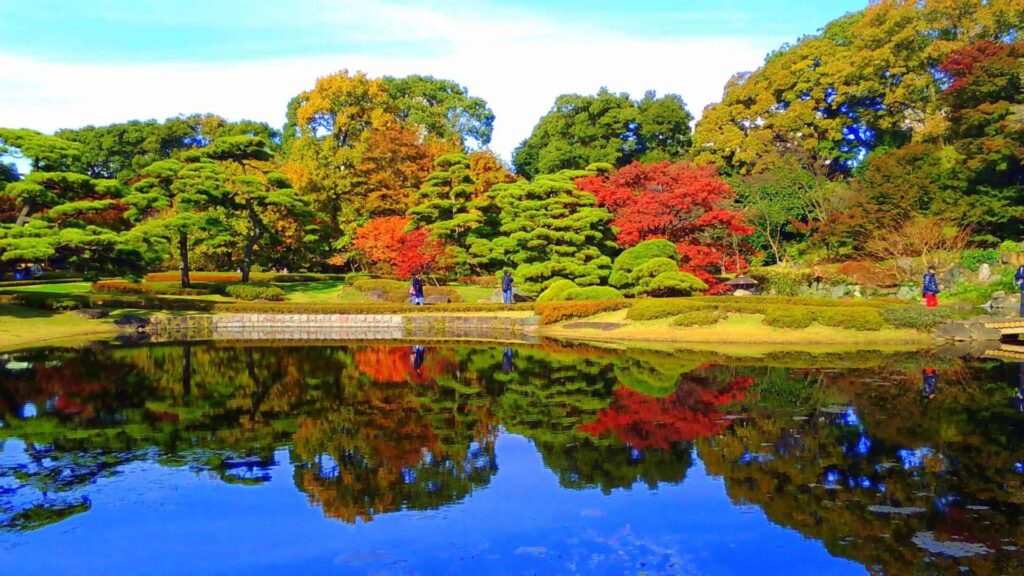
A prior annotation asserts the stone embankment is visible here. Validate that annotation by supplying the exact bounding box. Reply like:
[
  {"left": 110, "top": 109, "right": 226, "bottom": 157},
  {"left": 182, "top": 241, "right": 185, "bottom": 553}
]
[{"left": 145, "top": 313, "right": 538, "bottom": 342}]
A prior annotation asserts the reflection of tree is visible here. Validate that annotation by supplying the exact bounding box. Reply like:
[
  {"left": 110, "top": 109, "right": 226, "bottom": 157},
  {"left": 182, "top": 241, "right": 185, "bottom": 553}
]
[
  {"left": 291, "top": 347, "right": 497, "bottom": 523},
  {"left": 699, "top": 364, "right": 1024, "bottom": 575},
  {"left": 581, "top": 375, "right": 754, "bottom": 450}
]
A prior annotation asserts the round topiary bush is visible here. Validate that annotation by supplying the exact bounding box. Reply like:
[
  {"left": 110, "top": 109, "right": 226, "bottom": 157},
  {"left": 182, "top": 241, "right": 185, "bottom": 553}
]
[
  {"left": 610, "top": 239, "right": 679, "bottom": 288},
  {"left": 537, "top": 278, "right": 580, "bottom": 302},
  {"left": 561, "top": 286, "right": 625, "bottom": 301},
  {"left": 639, "top": 271, "right": 708, "bottom": 297}
]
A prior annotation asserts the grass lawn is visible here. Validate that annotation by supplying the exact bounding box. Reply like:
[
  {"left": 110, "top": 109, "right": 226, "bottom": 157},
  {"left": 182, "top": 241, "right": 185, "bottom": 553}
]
[
  {"left": 0, "top": 282, "right": 94, "bottom": 294},
  {"left": 540, "top": 309, "right": 934, "bottom": 347},
  {"left": 0, "top": 304, "right": 120, "bottom": 351}
]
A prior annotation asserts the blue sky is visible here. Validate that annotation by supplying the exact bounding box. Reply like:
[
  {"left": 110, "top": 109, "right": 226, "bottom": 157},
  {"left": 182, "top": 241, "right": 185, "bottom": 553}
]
[{"left": 0, "top": 0, "right": 866, "bottom": 159}]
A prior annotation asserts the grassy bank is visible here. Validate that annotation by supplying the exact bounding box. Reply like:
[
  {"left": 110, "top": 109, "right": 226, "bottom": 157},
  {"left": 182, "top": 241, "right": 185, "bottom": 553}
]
[
  {"left": 0, "top": 305, "right": 121, "bottom": 351},
  {"left": 539, "top": 309, "right": 935, "bottom": 348}
]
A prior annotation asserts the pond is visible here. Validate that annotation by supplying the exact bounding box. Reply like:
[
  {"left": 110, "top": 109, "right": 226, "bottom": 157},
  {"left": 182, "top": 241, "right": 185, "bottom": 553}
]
[{"left": 1, "top": 342, "right": 1022, "bottom": 575}]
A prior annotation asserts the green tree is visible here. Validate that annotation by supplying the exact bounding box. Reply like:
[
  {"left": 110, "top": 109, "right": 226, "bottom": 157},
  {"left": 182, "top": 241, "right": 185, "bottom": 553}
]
[
  {"left": 482, "top": 169, "right": 619, "bottom": 294},
  {"left": 383, "top": 75, "right": 495, "bottom": 150},
  {"left": 513, "top": 89, "right": 692, "bottom": 179}
]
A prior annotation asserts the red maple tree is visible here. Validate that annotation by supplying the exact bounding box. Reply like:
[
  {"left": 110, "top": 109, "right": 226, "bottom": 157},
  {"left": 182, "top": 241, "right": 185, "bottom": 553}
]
[
  {"left": 351, "top": 216, "right": 451, "bottom": 278},
  {"left": 575, "top": 161, "right": 752, "bottom": 285}
]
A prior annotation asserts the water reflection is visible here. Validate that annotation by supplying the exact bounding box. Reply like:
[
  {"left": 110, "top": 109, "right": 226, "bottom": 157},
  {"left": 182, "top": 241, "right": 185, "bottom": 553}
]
[{"left": 0, "top": 343, "right": 1022, "bottom": 574}]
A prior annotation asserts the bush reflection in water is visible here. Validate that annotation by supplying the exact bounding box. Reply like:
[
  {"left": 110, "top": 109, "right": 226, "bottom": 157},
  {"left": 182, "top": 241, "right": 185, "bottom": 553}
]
[{"left": 1, "top": 343, "right": 1023, "bottom": 573}]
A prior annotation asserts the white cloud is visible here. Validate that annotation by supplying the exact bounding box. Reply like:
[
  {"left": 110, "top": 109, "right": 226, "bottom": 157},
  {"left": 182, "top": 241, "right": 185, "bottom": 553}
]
[{"left": 0, "top": 1, "right": 779, "bottom": 162}]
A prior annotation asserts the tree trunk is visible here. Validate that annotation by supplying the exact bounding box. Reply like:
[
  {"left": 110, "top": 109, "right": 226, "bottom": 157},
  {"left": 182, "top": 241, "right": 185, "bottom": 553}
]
[
  {"left": 182, "top": 342, "right": 192, "bottom": 397},
  {"left": 15, "top": 200, "right": 33, "bottom": 226},
  {"left": 241, "top": 202, "right": 265, "bottom": 283},
  {"left": 179, "top": 233, "right": 191, "bottom": 288}
]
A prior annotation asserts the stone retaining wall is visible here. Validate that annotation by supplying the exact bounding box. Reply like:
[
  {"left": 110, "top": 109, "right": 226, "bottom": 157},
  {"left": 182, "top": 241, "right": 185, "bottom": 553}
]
[{"left": 147, "top": 313, "right": 538, "bottom": 342}]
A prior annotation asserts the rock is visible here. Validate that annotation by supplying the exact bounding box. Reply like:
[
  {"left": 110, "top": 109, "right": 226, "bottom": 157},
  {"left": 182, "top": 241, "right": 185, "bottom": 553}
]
[
  {"left": 990, "top": 291, "right": 1019, "bottom": 311},
  {"left": 423, "top": 294, "right": 451, "bottom": 304},
  {"left": 941, "top": 264, "right": 963, "bottom": 287},
  {"left": 829, "top": 285, "right": 848, "bottom": 299},
  {"left": 113, "top": 314, "right": 150, "bottom": 329},
  {"left": 364, "top": 290, "right": 388, "bottom": 303},
  {"left": 74, "top": 308, "right": 109, "bottom": 319},
  {"left": 936, "top": 321, "right": 974, "bottom": 341},
  {"left": 896, "top": 257, "right": 915, "bottom": 272},
  {"left": 490, "top": 288, "right": 530, "bottom": 303},
  {"left": 732, "top": 289, "right": 753, "bottom": 297},
  {"left": 896, "top": 285, "right": 917, "bottom": 300},
  {"left": 851, "top": 285, "right": 863, "bottom": 298},
  {"left": 969, "top": 322, "right": 1002, "bottom": 341},
  {"left": 978, "top": 263, "right": 992, "bottom": 283}
]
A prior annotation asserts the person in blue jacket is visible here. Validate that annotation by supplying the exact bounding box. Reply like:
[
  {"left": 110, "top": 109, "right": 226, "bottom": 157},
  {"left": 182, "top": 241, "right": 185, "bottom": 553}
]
[
  {"left": 410, "top": 273, "right": 424, "bottom": 305},
  {"left": 1015, "top": 262, "right": 1024, "bottom": 317},
  {"left": 501, "top": 270, "right": 514, "bottom": 305},
  {"left": 922, "top": 265, "right": 940, "bottom": 308}
]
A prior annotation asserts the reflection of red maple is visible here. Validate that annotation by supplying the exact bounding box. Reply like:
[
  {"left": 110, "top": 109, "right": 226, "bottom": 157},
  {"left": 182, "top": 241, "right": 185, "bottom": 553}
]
[
  {"left": 580, "top": 376, "right": 754, "bottom": 450},
  {"left": 353, "top": 346, "right": 453, "bottom": 384}
]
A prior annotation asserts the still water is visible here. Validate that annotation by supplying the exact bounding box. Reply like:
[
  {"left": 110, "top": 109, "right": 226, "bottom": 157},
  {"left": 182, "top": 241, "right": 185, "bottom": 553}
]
[{"left": 1, "top": 342, "right": 1022, "bottom": 575}]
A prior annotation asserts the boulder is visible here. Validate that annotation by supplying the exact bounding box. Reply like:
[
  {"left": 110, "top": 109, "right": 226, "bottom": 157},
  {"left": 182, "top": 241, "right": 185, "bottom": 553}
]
[
  {"left": 850, "top": 285, "right": 863, "bottom": 298},
  {"left": 113, "top": 314, "right": 150, "bottom": 330},
  {"left": 74, "top": 308, "right": 109, "bottom": 319},
  {"left": 732, "top": 289, "right": 753, "bottom": 297},
  {"left": 978, "top": 263, "right": 992, "bottom": 283},
  {"left": 936, "top": 321, "right": 974, "bottom": 341},
  {"left": 423, "top": 294, "right": 451, "bottom": 305},
  {"left": 941, "top": 265, "right": 963, "bottom": 287},
  {"left": 969, "top": 322, "right": 1002, "bottom": 341},
  {"left": 896, "top": 285, "right": 918, "bottom": 300},
  {"left": 829, "top": 285, "right": 848, "bottom": 299},
  {"left": 895, "top": 257, "right": 915, "bottom": 273},
  {"left": 990, "top": 291, "right": 1020, "bottom": 311},
  {"left": 364, "top": 289, "right": 388, "bottom": 303}
]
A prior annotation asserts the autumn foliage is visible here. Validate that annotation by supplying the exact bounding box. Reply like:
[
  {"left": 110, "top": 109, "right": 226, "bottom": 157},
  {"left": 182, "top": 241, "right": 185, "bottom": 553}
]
[
  {"left": 575, "top": 161, "right": 752, "bottom": 284},
  {"left": 350, "top": 216, "right": 450, "bottom": 277}
]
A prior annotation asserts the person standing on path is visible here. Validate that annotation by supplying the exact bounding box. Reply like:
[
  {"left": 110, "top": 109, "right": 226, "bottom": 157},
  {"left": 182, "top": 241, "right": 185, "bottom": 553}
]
[
  {"left": 411, "top": 273, "right": 425, "bottom": 305},
  {"left": 1014, "top": 261, "right": 1024, "bottom": 317},
  {"left": 501, "top": 270, "right": 514, "bottom": 305},
  {"left": 922, "top": 265, "right": 940, "bottom": 308}
]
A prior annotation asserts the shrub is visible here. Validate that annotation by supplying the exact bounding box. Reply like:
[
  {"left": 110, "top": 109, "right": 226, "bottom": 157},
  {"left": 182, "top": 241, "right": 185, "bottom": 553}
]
[
  {"left": 959, "top": 248, "right": 1000, "bottom": 272},
  {"left": 344, "top": 272, "right": 372, "bottom": 285},
  {"left": 626, "top": 296, "right": 900, "bottom": 329},
  {"left": 671, "top": 309, "right": 725, "bottom": 327},
  {"left": 457, "top": 276, "right": 500, "bottom": 288},
  {"left": 535, "top": 300, "right": 630, "bottom": 324},
  {"left": 537, "top": 279, "right": 579, "bottom": 302},
  {"left": 92, "top": 280, "right": 214, "bottom": 297},
  {"left": 269, "top": 273, "right": 347, "bottom": 283},
  {"left": 226, "top": 284, "right": 286, "bottom": 301},
  {"left": 764, "top": 306, "right": 885, "bottom": 330},
  {"left": 638, "top": 271, "right": 707, "bottom": 297},
  {"left": 747, "top": 267, "right": 813, "bottom": 296},
  {"left": 92, "top": 280, "right": 147, "bottom": 294},
  {"left": 349, "top": 278, "right": 462, "bottom": 303},
  {"left": 836, "top": 261, "right": 901, "bottom": 287},
  {"left": 562, "top": 286, "right": 625, "bottom": 301},
  {"left": 609, "top": 239, "right": 679, "bottom": 288},
  {"left": 145, "top": 272, "right": 252, "bottom": 283},
  {"left": 881, "top": 306, "right": 957, "bottom": 330},
  {"left": 998, "top": 240, "right": 1022, "bottom": 253}
]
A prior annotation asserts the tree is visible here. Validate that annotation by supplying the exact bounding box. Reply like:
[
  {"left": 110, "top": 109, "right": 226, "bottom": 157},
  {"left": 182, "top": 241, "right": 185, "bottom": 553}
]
[
  {"left": 190, "top": 136, "right": 306, "bottom": 282},
  {"left": 482, "top": 169, "right": 619, "bottom": 294},
  {"left": 124, "top": 159, "right": 229, "bottom": 288},
  {"left": 0, "top": 131, "right": 137, "bottom": 279},
  {"left": 576, "top": 161, "right": 751, "bottom": 284},
  {"left": 608, "top": 239, "right": 679, "bottom": 288},
  {"left": 733, "top": 160, "right": 819, "bottom": 264},
  {"left": 692, "top": 1, "right": 1024, "bottom": 177},
  {"left": 512, "top": 89, "right": 692, "bottom": 179},
  {"left": 407, "top": 154, "right": 487, "bottom": 274},
  {"left": 383, "top": 75, "right": 495, "bottom": 150},
  {"left": 350, "top": 216, "right": 449, "bottom": 277}
]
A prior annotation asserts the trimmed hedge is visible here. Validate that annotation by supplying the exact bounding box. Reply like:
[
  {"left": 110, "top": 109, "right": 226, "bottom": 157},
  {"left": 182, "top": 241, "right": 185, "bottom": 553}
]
[
  {"left": 671, "top": 309, "right": 725, "bottom": 327},
  {"left": 610, "top": 240, "right": 679, "bottom": 288},
  {"left": 92, "top": 280, "right": 215, "bottom": 296},
  {"left": 535, "top": 300, "right": 630, "bottom": 325},
  {"left": 880, "top": 306, "right": 958, "bottom": 330},
  {"left": 536, "top": 279, "right": 579, "bottom": 302},
  {"left": 562, "top": 286, "right": 624, "bottom": 301},
  {"left": 225, "top": 284, "right": 286, "bottom": 301},
  {"left": 627, "top": 296, "right": 897, "bottom": 330},
  {"left": 268, "top": 273, "right": 347, "bottom": 283}
]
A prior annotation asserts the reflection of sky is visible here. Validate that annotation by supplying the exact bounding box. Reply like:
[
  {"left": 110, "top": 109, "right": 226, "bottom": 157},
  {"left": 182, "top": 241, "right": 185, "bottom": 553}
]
[
  {"left": 898, "top": 447, "right": 934, "bottom": 470},
  {"left": 0, "top": 435, "right": 864, "bottom": 575}
]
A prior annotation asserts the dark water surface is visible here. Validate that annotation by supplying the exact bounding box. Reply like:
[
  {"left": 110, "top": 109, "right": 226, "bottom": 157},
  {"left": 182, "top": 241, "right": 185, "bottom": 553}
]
[{"left": 1, "top": 342, "right": 1022, "bottom": 575}]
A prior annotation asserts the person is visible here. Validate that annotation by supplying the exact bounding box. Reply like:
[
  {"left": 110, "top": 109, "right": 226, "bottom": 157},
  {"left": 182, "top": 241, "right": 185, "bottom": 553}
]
[
  {"left": 411, "top": 345, "right": 425, "bottom": 372},
  {"left": 410, "top": 273, "right": 424, "bottom": 305},
  {"left": 502, "top": 347, "right": 515, "bottom": 374},
  {"left": 922, "top": 368, "right": 937, "bottom": 400},
  {"left": 922, "top": 265, "right": 940, "bottom": 308},
  {"left": 501, "top": 270, "right": 514, "bottom": 305},
  {"left": 1015, "top": 261, "right": 1024, "bottom": 317}
]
